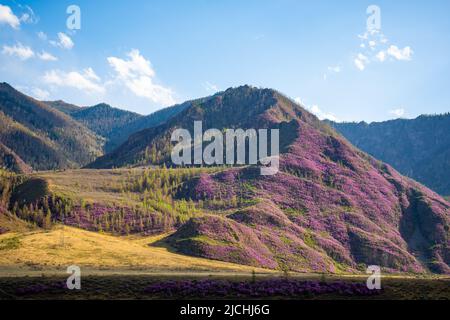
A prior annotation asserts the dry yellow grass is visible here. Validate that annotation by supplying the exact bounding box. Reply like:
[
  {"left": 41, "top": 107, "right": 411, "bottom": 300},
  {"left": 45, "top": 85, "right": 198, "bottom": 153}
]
[
  {"left": 0, "top": 226, "right": 272, "bottom": 276},
  {"left": 35, "top": 169, "right": 142, "bottom": 205}
]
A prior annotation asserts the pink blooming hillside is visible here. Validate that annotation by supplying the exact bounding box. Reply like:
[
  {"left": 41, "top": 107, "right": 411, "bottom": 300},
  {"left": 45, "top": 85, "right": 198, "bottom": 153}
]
[{"left": 169, "top": 86, "right": 450, "bottom": 274}]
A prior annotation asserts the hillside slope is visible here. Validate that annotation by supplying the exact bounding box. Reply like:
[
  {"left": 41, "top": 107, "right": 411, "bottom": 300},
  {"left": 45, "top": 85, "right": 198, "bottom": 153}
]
[
  {"left": 0, "top": 142, "right": 31, "bottom": 174},
  {"left": 102, "top": 99, "right": 207, "bottom": 152},
  {"left": 0, "top": 83, "right": 103, "bottom": 171},
  {"left": 88, "top": 85, "right": 449, "bottom": 274},
  {"left": 47, "top": 100, "right": 191, "bottom": 152},
  {"left": 70, "top": 103, "right": 142, "bottom": 152},
  {"left": 0, "top": 226, "right": 270, "bottom": 275},
  {"left": 44, "top": 100, "right": 82, "bottom": 115},
  {"left": 329, "top": 114, "right": 450, "bottom": 196},
  {"left": 88, "top": 86, "right": 293, "bottom": 168}
]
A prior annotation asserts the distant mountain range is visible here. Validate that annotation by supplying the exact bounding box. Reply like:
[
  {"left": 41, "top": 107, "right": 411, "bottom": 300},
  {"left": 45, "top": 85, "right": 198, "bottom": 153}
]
[
  {"left": 0, "top": 83, "right": 448, "bottom": 274},
  {"left": 48, "top": 98, "right": 193, "bottom": 152},
  {"left": 329, "top": 115, "right": 450, "bottom": 196},
  {"left": 1, "top": 82, "right": 449, "bottom": 199},
  {"left": 0, "top": 82, "right": 194, "bottom": 172}
]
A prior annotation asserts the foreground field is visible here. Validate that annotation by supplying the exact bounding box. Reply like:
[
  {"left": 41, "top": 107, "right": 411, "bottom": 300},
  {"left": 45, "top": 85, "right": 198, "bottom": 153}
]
[
  {"left": 0, "top": 274, "right": 448, "bottom": 300},
  {"left": 0, "top": 219, "right": 448, "bottom": 300},
  {"left": 0, "top": 225, "right": 272, "bottom": 276}
]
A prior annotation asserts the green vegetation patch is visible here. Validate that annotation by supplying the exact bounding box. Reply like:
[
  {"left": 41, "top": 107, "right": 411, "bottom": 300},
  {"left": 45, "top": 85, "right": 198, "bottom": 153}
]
[
  {"left": 0, "top": 236, "right": 21, "bottom": 251},
  {"left": 187, "top": 235, "right": 232, "bottom": 247},
  {"left": 11, "top": 178, "right": 49, "bottom": 207},
  {"left": 303, "top": 231, "right": 316, "bottom": 248},
  {"left": 283, "top": 208, "right": 307, "bottom": 217}
]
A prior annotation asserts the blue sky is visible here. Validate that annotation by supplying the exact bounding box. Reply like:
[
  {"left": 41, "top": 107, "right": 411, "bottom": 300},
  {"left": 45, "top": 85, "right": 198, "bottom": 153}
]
[{"left": 1, "top": 0, "right": 449, "bottom": 122}]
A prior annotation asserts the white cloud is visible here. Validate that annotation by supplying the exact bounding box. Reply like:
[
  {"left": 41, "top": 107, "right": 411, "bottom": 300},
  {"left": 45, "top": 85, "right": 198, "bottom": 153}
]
[
  {"left": 38, "top": 51, "right": 58, "bottom": 61},
  {"left": 323, "top": 65, "right": 341, "bottom": 80},
  {"left": 203, "top": 81, "right": 219, "bottom": 92},
  {"left": 37, "top": 31, "right": 47, "bottom": 41},
  {"left": 354, "top": 59, "right": 365, "bottom": 71},
  {"left": 386, "top": 45, "right": 413, "bottom": 61},
  {"left": 31, "top": 87, "right": 50, "bottom": 100},
  {"left": 294, "top": 98, "right": 339, "bottom": 121},
  {"left": 376, "top": 51, "right": 386, "bottom": 62},
  {"left": 2, "top": 43, "right": 58, "bottom": 62},
  {"left": 354, "top": 53, "right": 369, "bottom": 71},
  {"left": 43, "top": 69, "right": 104, "bottom": 93},
  {"left": 51, "top": 32, "right": 74, "bottom": 50},
  {"left": 358, "top": 33, "right": 368, "bottom": 41},
  {"left": 83, "top": 67, "right": 100, "bottom": 81},
  {"left": 107, "top": 49, "right": 175, "bottom": 106},
  {"left": 0, "top": 4, "right": 20, "bottom": 29},
  {"left": 294, "top": 97, "right": 304, "bottom": 105},
  {"left": 355, "top": 26, "right": 413, "bottom": 71},
  {"left": 307, "top": 104, "right": 339, "bottom": 122},
  {"left": 2, "top": 43, "right": 34, "bottom": 60},
  {"left": 389, "top": 108, "right": 405, "bottom": 117}
]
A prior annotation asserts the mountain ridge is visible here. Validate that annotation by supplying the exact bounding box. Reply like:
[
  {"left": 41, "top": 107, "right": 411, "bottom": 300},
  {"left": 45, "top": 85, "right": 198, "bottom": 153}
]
[
  {"left": 329, "top": 114, "right": 450, "bottom": 196},
  {"left": 0, "top": 82, "right": 103, "bottom": 170}
]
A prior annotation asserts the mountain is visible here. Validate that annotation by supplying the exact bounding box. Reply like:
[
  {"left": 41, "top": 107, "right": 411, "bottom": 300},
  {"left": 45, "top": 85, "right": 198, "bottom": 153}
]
[
  {"left": 89, "top": 85, "right": 449, "bottom": 273},
  {"left": 329, "top": 114, "right": 450, "bottom": 196},
  {"left": 44, "top": 100, "right": 82, "bottom": 115},
  {"left": 0, "top": 142, "right": 32, "bottom": 174},
  {"left": 102, "top": 100, "right": 196, "bottom": 152},
  {"left": 68, "top": 103, "right": 142, "bottom": 151},
  {"left": 87, "top": 95, "right": 216, "bottom": 167},
  {"left": 0, "top": 83, "right": 103, "bottom": 171},
  {"left": 46, "top": 101, "right": 191, "bottom": 152}
]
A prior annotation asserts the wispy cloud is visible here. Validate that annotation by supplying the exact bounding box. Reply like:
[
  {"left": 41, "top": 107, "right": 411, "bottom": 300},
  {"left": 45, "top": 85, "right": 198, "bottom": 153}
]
[
  {"left": 2, "top": 42, "right": 58, "bottom": 62},
  {"left": 376, "top": 51, "right": 386, "bottom": 62},
  {"left": 386, "top": 45, "right": 413, "bottom": 61},
  {"left": 354, "top": 28, "right": 413, "bottom": 71},
  {"left": 389, "top": 108, "right": 405, "bottom": 117},
  {"left": 323, "top": 65, "right": 342, "bottom": 80},
  {"left": 354, "top": 53, "right": 369, "bottom": 71},
  {"left": 38, "top": 51, "right": 58, "bottom": 61},
  {"left": 294, "top": 98, "right": 339, "bottom": 122},
  {"left": 30, "top": 87, "right": 50, "bottom": 100},
  {"left": 37, "top": 31, "right": 48, "bottom": 41},
  {"left": 203, "top": 81, "right": 219, "bottom": 92},
  {"left": 107, "top": 49, "right": 175, "bottom": 106},
  {"left": 2, "top": 43, "right": 34, "bottom": 60},
  {"left": 0, "top": 4, "right": 20, "bottom": 29},
  {"left": 43, "top": 68, "right": 105, "bottom": 93},
  {"left": 50, "top": 32, "right": 74, "bottom": 50}
]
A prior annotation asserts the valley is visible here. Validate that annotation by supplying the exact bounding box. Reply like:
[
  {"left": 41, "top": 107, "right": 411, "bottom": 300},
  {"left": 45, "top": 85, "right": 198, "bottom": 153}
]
[{"left": 0, "top": 85, "right": 448, "bottom": 294}]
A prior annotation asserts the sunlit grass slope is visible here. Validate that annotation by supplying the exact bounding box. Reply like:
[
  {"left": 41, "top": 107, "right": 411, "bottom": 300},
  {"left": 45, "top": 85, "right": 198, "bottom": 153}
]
[{"left": 0, "top": 225, "right": 271, "bottom": 276}]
